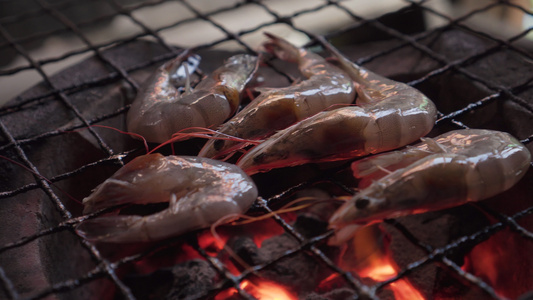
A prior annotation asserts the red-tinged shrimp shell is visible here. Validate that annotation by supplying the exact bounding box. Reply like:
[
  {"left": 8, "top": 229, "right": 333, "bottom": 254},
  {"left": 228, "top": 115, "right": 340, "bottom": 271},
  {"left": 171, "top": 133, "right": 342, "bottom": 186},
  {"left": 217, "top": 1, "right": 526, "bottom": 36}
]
[
  {"left": 328, "top": 129, "right": 531, "bottom": 245},
  {"left": 76, "top": 154, "right": 258, "bottom": 243},
  {"left": 198, "top": 32, "right": 356, "bottom": 159},
  {"left": 127, "top": 53, "right": 258, "bottom": 143}
]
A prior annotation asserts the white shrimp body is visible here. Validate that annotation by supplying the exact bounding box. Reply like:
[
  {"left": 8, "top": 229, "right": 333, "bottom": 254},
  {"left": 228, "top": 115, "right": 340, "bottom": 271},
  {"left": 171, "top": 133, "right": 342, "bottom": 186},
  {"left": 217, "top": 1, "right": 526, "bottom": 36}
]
[
  {"left": 76, "top": 154, "right": 258, "bottom": 243},
  {"left": 127, "top": 54, "right": 258, "bottom": 143},
  {"left": 328, "top": 129, "right": 531, "bottom": 245},
  {"left": 198, "top": 33, "right": 356, "bottom": 158},
  {"left": 236, "top": 40, "right": 436, "bottom": 174}
]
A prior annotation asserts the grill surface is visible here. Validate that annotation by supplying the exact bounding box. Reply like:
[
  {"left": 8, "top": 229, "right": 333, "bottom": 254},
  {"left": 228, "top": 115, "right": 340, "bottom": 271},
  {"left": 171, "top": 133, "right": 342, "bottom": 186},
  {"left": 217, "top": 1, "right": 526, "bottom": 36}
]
[{"left": 1, "top": 1, "right": 533, "bottom": 299}]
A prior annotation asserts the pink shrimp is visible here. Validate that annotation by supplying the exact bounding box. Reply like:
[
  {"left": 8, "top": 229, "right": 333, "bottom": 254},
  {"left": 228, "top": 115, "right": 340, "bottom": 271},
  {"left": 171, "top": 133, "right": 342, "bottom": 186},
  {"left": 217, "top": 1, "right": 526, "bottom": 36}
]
[
  {"left": 76, "top": 154, "right": 258, "bottom": 243},
  {"left": 127, "top": 53, "right": 258, "bottom": 143},
  {"left": 328, "top": 129, "right": 531, "bottom": 245},
  {"left": 236, "top": 39, "right": 437, "bottom": 174}
]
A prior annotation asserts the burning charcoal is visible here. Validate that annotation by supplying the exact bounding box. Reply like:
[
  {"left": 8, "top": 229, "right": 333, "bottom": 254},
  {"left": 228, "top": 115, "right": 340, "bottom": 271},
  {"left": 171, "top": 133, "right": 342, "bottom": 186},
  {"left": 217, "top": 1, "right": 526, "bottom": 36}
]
[
  {"left": 230, "top": 236, "right": 268, "bottom": 266},
  {"left": 124, "top": 259, "right": 217, "bottom": 299},
  {"left": 230, "top": 232, "right": 324, "bottom": 293},
  {"left": 228, "top": 215, "right": 338, "bottom": 295},
  {"left": 305, "top": 288, "right": 356, "bottom": 300},
  {"left": 258, "top": 216, "right": 338, "bottom": 293},
  {"left": 384, "top": 206, "right": 491, "bottom": 298},
  {"left": 166, "top": 259, "right": 218, "bottom": 299},
  {"left": 292, "top": 214, "right": 329, "bottom": 239}
]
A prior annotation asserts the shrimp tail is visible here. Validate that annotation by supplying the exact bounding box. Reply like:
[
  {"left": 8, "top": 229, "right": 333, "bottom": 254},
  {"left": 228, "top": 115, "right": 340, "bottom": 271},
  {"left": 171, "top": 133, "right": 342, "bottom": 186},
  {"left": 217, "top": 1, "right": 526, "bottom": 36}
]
[
  {"left": 315, "top": 35, "right": 367, "bottom": 83},
  {"left": 262, "top": 32, "right": 302, "bottom": 63},
  {"left": 163, "top": 51, "right": 201, "bottom": 91},
  {"left": 216, "top": 54, "right": 259, "bottom": 92},
  {"left": 81, "top": 179, "right": 134, "bottom": 214}
]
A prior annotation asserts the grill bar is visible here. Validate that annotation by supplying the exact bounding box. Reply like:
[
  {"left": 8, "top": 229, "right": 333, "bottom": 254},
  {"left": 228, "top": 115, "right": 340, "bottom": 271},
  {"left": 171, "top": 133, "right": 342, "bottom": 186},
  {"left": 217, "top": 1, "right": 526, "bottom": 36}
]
[
  {"left": 35, "top": 0, "right": 139, "bottom": 91},
  {"left": 254, "top": 197, "right": 377, "bottom": 299},
  {"left": 0, "top": 1, "right": 532, "bottom": 299},
  {"left": 334, "top": 2, "right": 533, "bottom": 114},
  {"left": 407, "top": 0, "right": 533, "bottom": 61},
  {"left": 0, "top": 24, "right": 115, "bottom": 156},
  {"left": 0, "top": 265, "right": 18, "bottom": 300},
  {"left": 0, "top": 0, "right": 245, "bottom": 76},
  {"left": 380, "top": 219, "right": 503, "bottom": 300}
]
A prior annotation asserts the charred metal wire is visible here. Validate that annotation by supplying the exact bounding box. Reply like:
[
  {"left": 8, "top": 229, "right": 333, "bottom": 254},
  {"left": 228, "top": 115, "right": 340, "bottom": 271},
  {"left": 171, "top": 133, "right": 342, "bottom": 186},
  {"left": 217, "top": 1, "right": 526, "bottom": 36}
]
[
  {"left": 0, "top": 0, "right": 532, "bottom": 299},
  {"left": 0, "top": 26, "right": 115, "bottom": 156}
]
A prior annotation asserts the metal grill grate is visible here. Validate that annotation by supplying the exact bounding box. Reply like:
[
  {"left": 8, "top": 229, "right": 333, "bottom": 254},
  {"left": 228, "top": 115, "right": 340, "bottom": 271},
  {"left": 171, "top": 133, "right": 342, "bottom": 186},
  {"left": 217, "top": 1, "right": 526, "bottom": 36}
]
[{"left": 0, "top": 1, "right": 532, "bottom": 299}]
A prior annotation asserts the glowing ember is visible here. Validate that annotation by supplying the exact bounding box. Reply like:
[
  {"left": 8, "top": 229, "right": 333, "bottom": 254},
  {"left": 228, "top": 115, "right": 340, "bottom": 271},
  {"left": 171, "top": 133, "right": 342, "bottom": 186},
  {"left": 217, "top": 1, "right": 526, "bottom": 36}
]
[
  {"left": 197, "top": 231, "right": 226, "bottom": 255},
  {"left": 359, "top": 254, "right": 425, "bottom": 300},
  {"left": 242, "top": 280, "right": 297, "bottom": 300},
  {"left": 344, "top": 225, "right": 425, "bottom": 300},
  {"left": 358, "top": 256, "right": 396, "bottom": 281},
  {"left": 216, "top": 279, "right": 296, "bottom": 300},
  {"left": 462, "top": 227, "right": 533, "bottom": 299}
]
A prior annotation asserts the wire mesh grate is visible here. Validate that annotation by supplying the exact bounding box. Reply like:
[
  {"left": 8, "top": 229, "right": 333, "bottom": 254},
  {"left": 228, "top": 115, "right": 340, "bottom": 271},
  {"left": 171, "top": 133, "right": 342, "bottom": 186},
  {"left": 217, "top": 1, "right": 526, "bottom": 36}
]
[{"left": 0, "top": 0, "right": 532, "bottom": 299}]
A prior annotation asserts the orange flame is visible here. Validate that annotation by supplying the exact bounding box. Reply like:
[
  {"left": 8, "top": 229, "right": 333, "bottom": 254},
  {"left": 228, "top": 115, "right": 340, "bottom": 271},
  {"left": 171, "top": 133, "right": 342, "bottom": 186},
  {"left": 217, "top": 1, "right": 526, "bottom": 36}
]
[
  {"left": 359, "top": 254, "right": 424, "bottom": 300},
  {"left": 216, "top": 279, "right": 297, "bottom": 300},
  {"left": 242, "top": 280, "right": 297, "bottom": 300},
  {"left": 462, "top": 227, "right": 533, "bottom": 299},
  {"left": 342, "top": 225, "right": 425, "bottom": 300}
]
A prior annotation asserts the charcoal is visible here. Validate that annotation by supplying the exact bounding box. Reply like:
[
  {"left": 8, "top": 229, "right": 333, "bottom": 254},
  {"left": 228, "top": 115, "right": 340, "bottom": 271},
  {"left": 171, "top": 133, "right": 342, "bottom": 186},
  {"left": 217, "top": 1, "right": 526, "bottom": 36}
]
[
  {"left": 124, "top": 259, "right": 217, "bottom": 300},
  {"left": 383, "top": 206, "right": 490, "bottom": 299},
  {"left": 166, "top": 259, "right": 218, "bottom": 300},
  {"left": 305, "top": 288, "right": 356, "bottom": 300},
  {"left": 228, "top": 214, "right": 336, "bottom": 295},
  {"left": 230, "top": 236, "right": 267, "bottom": 266}
]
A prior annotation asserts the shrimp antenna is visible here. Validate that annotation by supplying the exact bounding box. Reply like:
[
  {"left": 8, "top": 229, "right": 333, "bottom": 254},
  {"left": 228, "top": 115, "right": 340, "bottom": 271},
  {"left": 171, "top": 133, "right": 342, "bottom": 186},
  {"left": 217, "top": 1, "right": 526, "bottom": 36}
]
[
  {"left": 148, "top": 127, "right": 263, "bottom": 154},
  {"left": 61, "top": 124, "right": 150, "bottom": 154},
  {"left": 0, "top": 155, "right": 82, "bottom": 205},
  {"left": 210, "top": 213, "right": 253, "bottom": 270}
]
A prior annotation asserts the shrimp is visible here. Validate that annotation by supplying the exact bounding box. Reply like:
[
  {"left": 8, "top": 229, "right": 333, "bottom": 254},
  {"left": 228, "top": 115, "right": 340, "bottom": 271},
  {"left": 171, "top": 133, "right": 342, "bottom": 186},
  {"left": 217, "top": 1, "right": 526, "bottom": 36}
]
[
  {"left": 75, "top": 153, "right": 258, "bottom": 243},
  {"left": 198, "top": 32, "right": 356, "bottom": 158},
  {"left": 236, "top": 40, "right": 437, "bottom": 174},
  {"left": 328, "top": 129, "right": 531, "bottom": 245},
  {"left": 127, "top": 53, "right": 258, "bottom": 143}
]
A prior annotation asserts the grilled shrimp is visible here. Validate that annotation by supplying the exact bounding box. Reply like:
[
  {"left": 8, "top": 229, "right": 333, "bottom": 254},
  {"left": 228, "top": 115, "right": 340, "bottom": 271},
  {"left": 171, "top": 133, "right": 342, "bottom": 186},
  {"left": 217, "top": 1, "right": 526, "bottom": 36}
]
[
  {"left": 127, "top": 53, "right": 258, "bottom": 143},
  {"left": 76, "top": 154, "right": 258, "bottom": 243},
  {"left": 328, "top": 129, "right": 531, "bottom": 245},
  {"left": 198, "top": 32, "right": 356, "bottom": 158},
  {"left": 237, "top": 40, "right": 436, "bottom": 174}
]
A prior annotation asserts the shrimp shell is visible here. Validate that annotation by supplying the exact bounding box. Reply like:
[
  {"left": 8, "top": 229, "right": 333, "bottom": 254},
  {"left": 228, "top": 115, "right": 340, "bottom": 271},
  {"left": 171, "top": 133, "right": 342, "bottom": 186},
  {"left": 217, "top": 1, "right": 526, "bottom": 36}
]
[
  {"left": 328, "top": 129, "right": 531, "bottom": 245},
  {"left": 76, "top": 154, "right": 258, "bottom": 243},
  {"left": 236, "top": 47, "right": 437, "bottom": 175},
  {"left": 198, "top": 32, "right": 356, "bottom": 159},
  {"left": 127, "top": 53, "right": 258, "bottom": 143}
]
